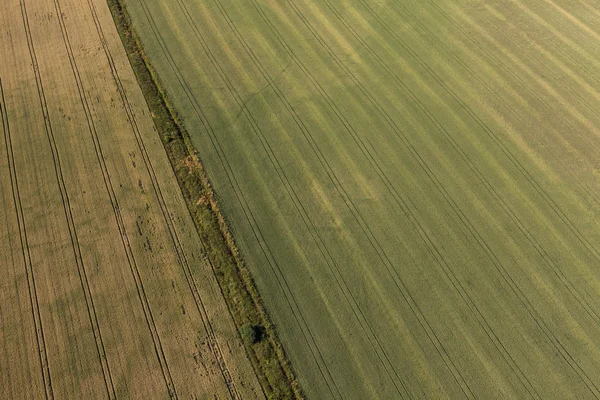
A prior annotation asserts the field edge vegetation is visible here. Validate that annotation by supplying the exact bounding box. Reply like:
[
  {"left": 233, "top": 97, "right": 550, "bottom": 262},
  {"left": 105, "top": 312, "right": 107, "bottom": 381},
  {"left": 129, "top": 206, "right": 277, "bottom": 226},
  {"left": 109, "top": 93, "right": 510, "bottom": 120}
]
[{"left": 106, "top": 1, "right": 303, "bottom": 398}]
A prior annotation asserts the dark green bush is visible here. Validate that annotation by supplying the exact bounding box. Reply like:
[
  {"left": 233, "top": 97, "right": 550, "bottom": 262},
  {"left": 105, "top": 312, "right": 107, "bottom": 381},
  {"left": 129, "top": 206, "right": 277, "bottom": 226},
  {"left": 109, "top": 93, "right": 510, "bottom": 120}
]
[{"left": 240, "top": 323, "right": 266, "bottom": 345}]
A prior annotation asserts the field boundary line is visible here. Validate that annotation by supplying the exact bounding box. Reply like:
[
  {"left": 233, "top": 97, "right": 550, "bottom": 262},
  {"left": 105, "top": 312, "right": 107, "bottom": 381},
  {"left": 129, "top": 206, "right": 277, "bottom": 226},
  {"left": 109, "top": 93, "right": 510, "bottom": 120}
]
[
  {"left": 82, "top": 0, "right": 242, "bottom": 395},
  {"left": 133, "top": 0, "right": 327, "bottom": 396},
  {"left": 105, "top": 0, "right": 303, "bottom": 398},
  {"left": 161, "top": 0, "right": 373, "bottom": 397}
]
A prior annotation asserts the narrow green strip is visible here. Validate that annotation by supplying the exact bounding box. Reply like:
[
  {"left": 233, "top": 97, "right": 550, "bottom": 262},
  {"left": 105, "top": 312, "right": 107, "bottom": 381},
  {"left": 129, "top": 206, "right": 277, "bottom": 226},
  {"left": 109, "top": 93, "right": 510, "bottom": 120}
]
[{"left": 106, "top": 1, "right": 303, "bottom": 398}]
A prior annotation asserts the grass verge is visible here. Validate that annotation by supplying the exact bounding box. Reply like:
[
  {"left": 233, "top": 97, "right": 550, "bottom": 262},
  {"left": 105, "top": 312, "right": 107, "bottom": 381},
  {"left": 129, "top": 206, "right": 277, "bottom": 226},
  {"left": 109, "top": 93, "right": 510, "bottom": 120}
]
[{"left": 106, "top": 1, "right": 303, "bottom": 398}]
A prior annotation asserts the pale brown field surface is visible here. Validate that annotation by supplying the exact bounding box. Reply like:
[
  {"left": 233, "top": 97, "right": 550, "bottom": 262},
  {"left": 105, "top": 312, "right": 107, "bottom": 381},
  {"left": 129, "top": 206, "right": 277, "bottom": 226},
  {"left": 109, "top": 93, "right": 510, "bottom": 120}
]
[{"left": 0, "top": 0, "right": 263, "bottom": 398}]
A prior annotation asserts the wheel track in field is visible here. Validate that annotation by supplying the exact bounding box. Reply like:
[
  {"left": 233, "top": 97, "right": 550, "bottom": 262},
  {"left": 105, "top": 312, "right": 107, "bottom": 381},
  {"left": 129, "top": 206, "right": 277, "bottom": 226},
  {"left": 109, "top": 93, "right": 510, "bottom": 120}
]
[
  {"left": 0, "top": 78, "right": 53, "bottom": 400},
  {"left": 21, "top": 0, "right": 122, "bottom": 396},
  {"left": 388, "top": 0, "right": 600, "bottom": 208},
  {"left": 306, "top": 0, "right": 600, "bottom": 396},
  {"left": 452, "top": 0, "right": 600, "bottom": 132},
  {"left": 178, "top": 0, "right": 410, "bottom": 397},
  {"left": 532, "top": 0, "right": 600, "bottom": 140},
  {"left": 132, "top": 0, "right": 344, "bottom": 397},
  {"left": 42, "top": 0, "right": 125, "bottom": 397},
  {"left": 579, "top": 1, "right": 600, "bottom": 34},
  {"left": 505, "top": 0, "right": 600, "bottom": 79},
  {"left": 427, "top": 2, "right": 553, "bottom": 111},
  {"left": 83, "top": 0, "right": 249, "bottom": 397},
  {"left": 524, "top": 0, "right": 600, "bottom": 206},
  {"left": 49, "top": 0, "right": 186, "bottom": 397},
  {"left": 460, "top": 0, "right": 600, "bottom": 140}
]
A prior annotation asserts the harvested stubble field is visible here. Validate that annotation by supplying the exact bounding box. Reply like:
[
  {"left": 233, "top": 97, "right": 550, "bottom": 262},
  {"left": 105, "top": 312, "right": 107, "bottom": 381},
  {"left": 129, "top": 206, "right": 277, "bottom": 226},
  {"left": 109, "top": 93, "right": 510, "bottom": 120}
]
[
  {"left": 120, "top": 0, "right": 600, "bottom": 398},
  {"left": 0, "top": 0, "right": 265, "bottom": 398}
]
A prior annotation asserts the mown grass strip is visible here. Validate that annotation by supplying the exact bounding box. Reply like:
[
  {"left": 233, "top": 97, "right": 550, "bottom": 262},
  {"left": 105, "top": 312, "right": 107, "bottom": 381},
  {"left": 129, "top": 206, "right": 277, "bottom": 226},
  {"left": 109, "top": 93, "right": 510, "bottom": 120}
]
[{"left": 106, "top": 1, "right": 303, "bottom": 398}]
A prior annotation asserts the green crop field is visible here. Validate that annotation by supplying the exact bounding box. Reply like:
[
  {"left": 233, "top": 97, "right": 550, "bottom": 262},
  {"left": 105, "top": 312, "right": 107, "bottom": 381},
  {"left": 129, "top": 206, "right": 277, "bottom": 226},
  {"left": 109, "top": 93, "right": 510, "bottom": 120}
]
[{"left": 122, "top": 0, "right": 600, "bottom": 398}]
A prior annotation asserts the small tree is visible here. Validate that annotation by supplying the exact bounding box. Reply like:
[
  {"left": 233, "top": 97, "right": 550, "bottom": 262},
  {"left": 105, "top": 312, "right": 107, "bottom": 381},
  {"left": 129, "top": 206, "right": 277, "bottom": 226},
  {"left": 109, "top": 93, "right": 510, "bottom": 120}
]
[{"left": 240, "top": 323, "right": 266, "bottom": 345}]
